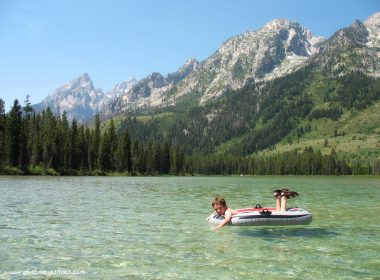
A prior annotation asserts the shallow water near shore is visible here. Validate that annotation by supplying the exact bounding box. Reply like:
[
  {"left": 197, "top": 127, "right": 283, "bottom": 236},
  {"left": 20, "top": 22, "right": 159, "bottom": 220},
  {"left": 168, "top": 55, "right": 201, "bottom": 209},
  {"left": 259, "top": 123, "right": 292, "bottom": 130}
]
[{"left": 0, "top": 176, "right": 379, "bottom": 279}]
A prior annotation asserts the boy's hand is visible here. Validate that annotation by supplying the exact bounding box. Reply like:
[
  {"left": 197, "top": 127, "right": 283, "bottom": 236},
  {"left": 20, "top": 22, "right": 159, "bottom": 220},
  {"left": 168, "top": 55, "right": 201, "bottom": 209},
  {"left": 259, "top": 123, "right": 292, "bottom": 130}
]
[{"left": 212, "top": 226, "right": 220, "bottom": 232}]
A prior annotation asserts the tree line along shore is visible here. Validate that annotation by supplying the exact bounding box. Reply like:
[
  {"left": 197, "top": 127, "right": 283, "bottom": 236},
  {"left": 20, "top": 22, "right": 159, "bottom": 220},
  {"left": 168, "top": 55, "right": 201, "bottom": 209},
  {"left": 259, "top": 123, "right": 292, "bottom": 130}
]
[{"left": 0, "top": 99, "right": 379, "bottom": 176}]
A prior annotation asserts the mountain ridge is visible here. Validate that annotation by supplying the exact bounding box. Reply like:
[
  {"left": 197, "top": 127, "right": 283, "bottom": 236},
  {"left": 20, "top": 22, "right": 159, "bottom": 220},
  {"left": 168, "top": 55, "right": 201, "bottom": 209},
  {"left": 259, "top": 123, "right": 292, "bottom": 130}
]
[
  {"left": 98, "top": 13, "right": 380, "bottom": 165},
  {"left": 33, "top": 73, "right": 104, "bottom": 123},
  {"left": 33, "top": 12, "right": 380, "bottom": 124}
]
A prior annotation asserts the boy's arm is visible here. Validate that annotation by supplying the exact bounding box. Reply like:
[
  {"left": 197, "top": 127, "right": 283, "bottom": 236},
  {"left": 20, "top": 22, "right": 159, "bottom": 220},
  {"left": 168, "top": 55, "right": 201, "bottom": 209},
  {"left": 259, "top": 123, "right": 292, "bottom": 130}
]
[{"left": 212, "top": 210, "right": 232, "bottom": 231}]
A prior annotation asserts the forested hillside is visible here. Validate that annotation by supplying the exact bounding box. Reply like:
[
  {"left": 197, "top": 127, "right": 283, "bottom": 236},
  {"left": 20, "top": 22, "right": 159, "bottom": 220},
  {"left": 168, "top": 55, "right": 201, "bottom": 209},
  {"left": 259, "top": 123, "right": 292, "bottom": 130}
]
[
  {"left": 101, "top": 68, "right": 380, "bottom": 175},
  {"left": 0, "top": 99, "right": 185, "bottom": 175},
  {"left": 0, "top": 76, "right": 379, "bottom": 176},
  {"left": 0, "top": 96, "right": 380, "bottom": 175}
]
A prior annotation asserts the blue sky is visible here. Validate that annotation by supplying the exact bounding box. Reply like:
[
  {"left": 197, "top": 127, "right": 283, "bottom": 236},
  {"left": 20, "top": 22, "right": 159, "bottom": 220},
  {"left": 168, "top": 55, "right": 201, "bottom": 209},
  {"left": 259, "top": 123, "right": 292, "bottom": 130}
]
[{"left": 0, "top": 0, "right": 379, "bottom": 111}]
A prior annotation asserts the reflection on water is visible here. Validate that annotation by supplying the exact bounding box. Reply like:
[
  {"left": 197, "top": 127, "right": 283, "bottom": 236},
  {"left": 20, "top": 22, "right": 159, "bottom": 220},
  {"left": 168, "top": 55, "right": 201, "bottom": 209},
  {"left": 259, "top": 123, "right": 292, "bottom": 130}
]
[
  {"left": 0, "top": 176, "right": 379, "bottom": 279},
  {"left": 236, "top": 227, "right": 339, "bottom": 238}
]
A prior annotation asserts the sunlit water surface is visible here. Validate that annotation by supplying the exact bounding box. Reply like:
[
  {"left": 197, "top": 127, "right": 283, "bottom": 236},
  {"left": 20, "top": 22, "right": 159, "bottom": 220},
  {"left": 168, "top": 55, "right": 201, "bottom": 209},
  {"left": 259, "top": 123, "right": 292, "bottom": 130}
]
[{"left": 0, "top": 176, "right": 379, "bottom": 279}]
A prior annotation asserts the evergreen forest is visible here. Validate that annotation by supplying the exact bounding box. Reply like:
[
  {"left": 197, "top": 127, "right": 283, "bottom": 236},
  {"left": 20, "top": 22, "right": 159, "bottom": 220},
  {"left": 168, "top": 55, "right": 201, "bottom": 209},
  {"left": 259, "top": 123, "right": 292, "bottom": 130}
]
[{"left": 1, "top": 83, "right": 379, "bottom": 176}]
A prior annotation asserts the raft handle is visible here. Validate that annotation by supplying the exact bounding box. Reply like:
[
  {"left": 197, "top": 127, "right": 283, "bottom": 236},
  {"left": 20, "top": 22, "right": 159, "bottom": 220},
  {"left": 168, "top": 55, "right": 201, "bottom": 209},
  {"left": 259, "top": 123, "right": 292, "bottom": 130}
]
[
  {"left": 260, "top": 208, "right": 272, "bottom": 215},
  {"left": 254, "top": 204, "right": 262, "bottom": 209}
]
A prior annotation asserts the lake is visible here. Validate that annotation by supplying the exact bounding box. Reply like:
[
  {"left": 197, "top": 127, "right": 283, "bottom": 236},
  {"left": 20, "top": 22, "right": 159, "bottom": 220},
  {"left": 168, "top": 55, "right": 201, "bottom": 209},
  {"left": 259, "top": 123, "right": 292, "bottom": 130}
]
[{"left": 0, "top": 176, "right": 379, "bottom": 279}]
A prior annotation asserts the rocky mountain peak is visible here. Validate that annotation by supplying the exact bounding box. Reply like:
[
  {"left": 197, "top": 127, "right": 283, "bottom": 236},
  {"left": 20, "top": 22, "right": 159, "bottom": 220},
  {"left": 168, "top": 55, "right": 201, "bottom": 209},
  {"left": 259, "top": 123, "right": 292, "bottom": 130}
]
[
  {"left": 364, "top": 12, "right": 380, "bottom": 29},
  {"left": 106, "top": 77, "right": 137, "bottom": 99},
  {"left": 261, "top": 18, "right": 295, "bottom": 31},
  {"left": 364, "top": 12, "right": 380, "bottom": 48},
  {"left": 166, "top": 58, "right": 200, "bottom": 85},
  {"left": 180, "top": 58, "right": 200, "bottom": 73},
  {"left": 324, "top": 18, "right": 369, "bottom": 51},
  {"left": 104, "top": 58, "right": 202, "bottom": 115},
  {"left": 310, "top": 12, "right": 380, "bottom": 78},
  {"left": 184, "top": 57, "right": 199, "bottom": 66},
  {"left": 80, "top": 72, "right": 91, "bottom": 81},
  {"left": 181, "top": 58, "right": 200, "bottom": 74},
  {"left": 33, "top": 73, "right": 105, "bottom": 123},
  {"left": 60, "top": 73, "right": 95, "bottom": 95},
  {"left": 348, "top": 19, "right": 369, "bottom": 45},
  {"left": 197, "top": 18, "right": 324, "bottom": 103},
  {"left": 149, "top": 72, "right": 166, "bottom": 88},
  {"left": 125, "top": 76, "right": 138, "bottom": 84},
  {"left": 54, "top": 73, "right": 96, "bottom": 97}
]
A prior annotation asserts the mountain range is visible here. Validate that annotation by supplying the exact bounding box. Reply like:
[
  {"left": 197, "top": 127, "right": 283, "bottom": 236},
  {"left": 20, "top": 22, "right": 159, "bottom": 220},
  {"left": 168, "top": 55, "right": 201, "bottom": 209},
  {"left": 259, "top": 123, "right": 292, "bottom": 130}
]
[
  {"left": 31, "top": 12, "right": 380, "bottom": 164},
  {"left": 32, "top": 16, "right": 326, "bottom": 120},
  {"left": 33, "top": 13, "right": 380, "bottom": 122}
]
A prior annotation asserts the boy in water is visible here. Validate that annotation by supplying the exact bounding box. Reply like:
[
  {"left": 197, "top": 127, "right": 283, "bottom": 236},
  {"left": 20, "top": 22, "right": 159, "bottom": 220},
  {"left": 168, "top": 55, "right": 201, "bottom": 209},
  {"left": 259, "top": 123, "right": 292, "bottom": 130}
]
[
  {"left": 210, "top": 196, "right": 239, "bottom": 232},
  {"left": 210, "top": 190, "right": 299, "bottom": 231}
]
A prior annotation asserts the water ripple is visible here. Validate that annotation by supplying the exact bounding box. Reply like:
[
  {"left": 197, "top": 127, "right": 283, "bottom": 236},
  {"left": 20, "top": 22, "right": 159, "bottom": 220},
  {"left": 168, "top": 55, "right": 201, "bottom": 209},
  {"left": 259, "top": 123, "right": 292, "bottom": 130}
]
[{"left": 0, "top": 176, "right": 379, "bottom": 279}]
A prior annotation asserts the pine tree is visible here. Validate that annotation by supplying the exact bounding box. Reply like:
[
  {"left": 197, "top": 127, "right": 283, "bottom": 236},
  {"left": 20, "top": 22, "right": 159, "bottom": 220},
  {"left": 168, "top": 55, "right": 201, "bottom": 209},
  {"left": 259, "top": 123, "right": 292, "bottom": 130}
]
[
  {"left": 52, "top": 113, "right": 66, "bottom": 170},
  {"left": 42, "top": 108, "right": 56, "bottom": 170},
  {"left": 172, "top": 145, "right": 184, "bottom": 174},
  {"left": 116, "top": 129, "right": 132, "bottom": 173},
  {"left": 125, "top": 130, "right": 132, "bottom": 173},
  {"left": 6, "top": 100, "right": 22, "bottom": 166},
  {"left": 70, "top": 119, "right": 79, "bottom": 169},
  {"left": 63, "top": 129, "right": 72, "bottom": 170},
  {"left": 60, "top": 112, "right": 71, "bottom": 170},
  {"left": 373, "top": 158, "right": 380, "bottom": 175},
  {"left": 160, "top": 141, "right": 171, "bottom": 174},
  {"left": 137, "top": 143, "right": 146, "bottom": 174},
  {"left": 99, "top": 131, "right": 111, "bottom": 172},
  {"left": 109, "top": 118, "right": 117, "bottom": 166},
  {"left": 146, "top": 141, "right": 157, "bottom": 175},
  {"left": 89, "top": 114, "right": 100, "bottom": 170},
  {"left": 0, "top": 99, "right": 6, "bottom": 166},
  {"left": 20, "top": 95, "right": 33, "bottom": 170},
  {"left": 23, "top": 95, "right": 33, "bottom": 115},
  {"left": 78, "top": 126, "right": 87, "bottom": 170},
  {"left": 29, "top": 113, "right": 42, "bottom": 166},
  {"left": 83, "top": 127, "right": 91, "bottom": 170},
  {"left": 131, "top": 140, "right": 139, "bottom": 173},
  {"left": 20, "top": 99, "right": 33, "bottom": 171}
]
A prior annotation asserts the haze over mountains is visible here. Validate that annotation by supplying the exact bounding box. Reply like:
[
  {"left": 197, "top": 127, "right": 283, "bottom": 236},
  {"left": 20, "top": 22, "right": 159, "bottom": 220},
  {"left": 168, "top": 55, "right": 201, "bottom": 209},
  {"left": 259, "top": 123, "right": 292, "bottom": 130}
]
[{"left": 32, "top": 12, "right": 380, "bottom": 123}]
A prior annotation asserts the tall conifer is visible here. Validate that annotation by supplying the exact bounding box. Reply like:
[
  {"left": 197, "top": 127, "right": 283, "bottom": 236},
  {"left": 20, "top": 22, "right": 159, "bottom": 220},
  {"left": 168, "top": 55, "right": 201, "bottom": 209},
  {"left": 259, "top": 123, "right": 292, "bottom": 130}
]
[
  {"left": 6, "top": 100, "right": 22, "bottom": 166},
  {"left": 0, "top": 99, "right": 6, "bottom": 166}
]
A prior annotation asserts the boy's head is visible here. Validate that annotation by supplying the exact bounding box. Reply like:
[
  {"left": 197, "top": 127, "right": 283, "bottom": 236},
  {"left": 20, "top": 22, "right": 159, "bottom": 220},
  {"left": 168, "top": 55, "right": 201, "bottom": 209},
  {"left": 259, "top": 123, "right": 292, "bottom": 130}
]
[{"left": 212, "top": 196, "right": 227, "bottom": 215}]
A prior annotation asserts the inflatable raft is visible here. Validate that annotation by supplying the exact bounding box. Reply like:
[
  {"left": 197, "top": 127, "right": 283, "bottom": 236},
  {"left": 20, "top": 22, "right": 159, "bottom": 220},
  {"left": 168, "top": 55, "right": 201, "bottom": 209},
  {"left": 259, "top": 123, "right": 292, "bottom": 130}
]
[{"left": 208, "top": 205, "right": 312, "bottom": 226}]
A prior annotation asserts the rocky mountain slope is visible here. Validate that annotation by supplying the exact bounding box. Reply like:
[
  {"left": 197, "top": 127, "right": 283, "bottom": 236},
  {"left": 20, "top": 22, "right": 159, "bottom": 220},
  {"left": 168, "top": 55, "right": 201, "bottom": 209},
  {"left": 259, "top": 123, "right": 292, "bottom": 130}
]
[
  {"left": 310, "top": 13, "right": 380, "bottom": 77},
  {"left": 105, "top": 18, "right": 325, "bottom": 115},
  {"left": 33, "top": 12, "right": 380, "bottom": 124},
  {"left": 33, "top": 74, "right": 136, "bottom": 123},
  {"left": 105, "top": 77, "right": 137, "bottom": 102},
  {"left": 105, "top": 58, "right": 200, "bottom": 115},
  {"left": 101, "top": 12, "right": 380, "bottom": 164},
  {"left": 33, "top": 73, "right": 104, "bottom": 123}
]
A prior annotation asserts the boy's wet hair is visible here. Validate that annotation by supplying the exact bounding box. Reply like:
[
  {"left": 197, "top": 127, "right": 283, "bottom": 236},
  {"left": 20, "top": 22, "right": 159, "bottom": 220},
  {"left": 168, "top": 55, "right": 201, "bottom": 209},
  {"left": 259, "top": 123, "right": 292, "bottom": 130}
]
[{"left": 212, "top": 196, "right": 227, "bottom": 208}]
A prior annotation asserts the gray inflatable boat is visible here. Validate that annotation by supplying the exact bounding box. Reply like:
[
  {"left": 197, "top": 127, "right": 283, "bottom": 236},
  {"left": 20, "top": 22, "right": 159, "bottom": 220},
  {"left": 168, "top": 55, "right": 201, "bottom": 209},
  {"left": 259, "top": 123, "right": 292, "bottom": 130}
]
[{"left": 208, "top": 206, "right": 312, "bottom": 226}]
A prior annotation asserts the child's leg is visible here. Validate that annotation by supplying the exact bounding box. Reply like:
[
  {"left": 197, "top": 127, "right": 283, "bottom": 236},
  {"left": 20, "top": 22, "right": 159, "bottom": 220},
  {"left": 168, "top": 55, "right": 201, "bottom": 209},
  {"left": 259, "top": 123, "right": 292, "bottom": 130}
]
[
  {"left": 281, "top": 193, "right": 287, "bottom": 211},
  {"left": 273, "top": 190, "right": 281, "bottom": 211},
  {"left": 275, "top": 197, "right": 281, "bottom": 211}
]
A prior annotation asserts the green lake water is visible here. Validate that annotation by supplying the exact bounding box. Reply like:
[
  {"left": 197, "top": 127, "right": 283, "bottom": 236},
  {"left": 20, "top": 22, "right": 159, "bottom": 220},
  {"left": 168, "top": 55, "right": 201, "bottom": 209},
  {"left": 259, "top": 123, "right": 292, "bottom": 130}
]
[{"left": 0, "top": 176, "right": 379, "bottom": 279}]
